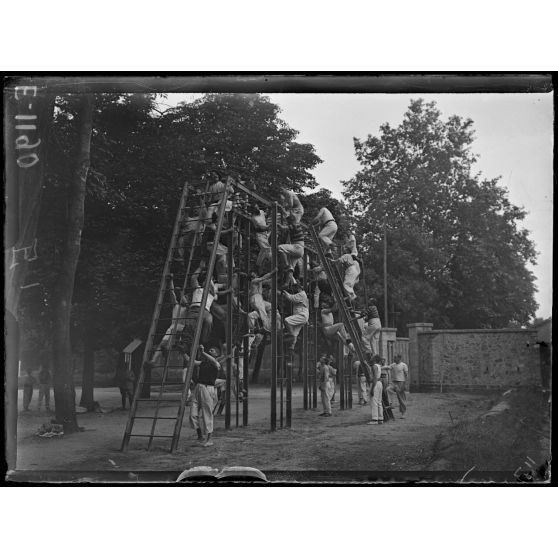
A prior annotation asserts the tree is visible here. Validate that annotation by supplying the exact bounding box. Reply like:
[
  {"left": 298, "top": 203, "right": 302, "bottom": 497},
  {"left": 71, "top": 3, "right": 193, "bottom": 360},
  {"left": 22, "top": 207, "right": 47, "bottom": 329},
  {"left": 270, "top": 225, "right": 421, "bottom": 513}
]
[
  {"left": 343, "top": 99, "right": 538, "bottom": 331},
  {"left": 51, "top": 93, "right": 95, "bottom": 431},
  {"left": 160, "top": 93, "right": 322, "bottom": 198},
  {"left": 19, "top": 92, "right": 322, "bottom": 401}
]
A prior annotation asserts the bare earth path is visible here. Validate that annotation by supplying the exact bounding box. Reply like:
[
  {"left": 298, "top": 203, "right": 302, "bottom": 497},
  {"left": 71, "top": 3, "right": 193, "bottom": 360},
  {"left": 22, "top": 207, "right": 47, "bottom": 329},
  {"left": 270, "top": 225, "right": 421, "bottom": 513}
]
[{"left": 14, "top": 386, "right": 491, "bottom": 477}]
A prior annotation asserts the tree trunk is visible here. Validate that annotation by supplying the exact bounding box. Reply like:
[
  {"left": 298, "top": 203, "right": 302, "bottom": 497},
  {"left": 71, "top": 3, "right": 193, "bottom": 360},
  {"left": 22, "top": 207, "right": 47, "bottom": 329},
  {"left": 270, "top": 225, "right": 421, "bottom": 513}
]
[
  {"left": 52, "top": 94, "right": 94, "bottom": 433},
  {"left": 79, "top": 334, "right": 95, "bottom": 409}
]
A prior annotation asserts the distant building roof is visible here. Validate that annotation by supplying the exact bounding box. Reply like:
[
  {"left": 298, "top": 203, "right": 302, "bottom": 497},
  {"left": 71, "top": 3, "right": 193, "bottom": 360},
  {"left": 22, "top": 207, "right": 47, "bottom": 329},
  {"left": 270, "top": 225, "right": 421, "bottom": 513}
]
[{"left": 123, "top": 338, "right": 143, "bottom": 354}]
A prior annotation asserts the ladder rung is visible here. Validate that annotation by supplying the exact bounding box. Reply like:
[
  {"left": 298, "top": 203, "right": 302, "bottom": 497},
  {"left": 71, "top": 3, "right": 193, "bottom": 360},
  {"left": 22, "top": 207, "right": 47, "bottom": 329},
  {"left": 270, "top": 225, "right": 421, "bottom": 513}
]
[
  {"left": 141, "top": 381, "right": 186, "bottom": 385},
  {"left": 129, "top": 434, "right": 175, "bottom": 438},
  {"left": 134, "top": 416, "right": 177, "bottom": 420},
  {"left": 136, "top": 398, "right": 183, "bottom": 402}
]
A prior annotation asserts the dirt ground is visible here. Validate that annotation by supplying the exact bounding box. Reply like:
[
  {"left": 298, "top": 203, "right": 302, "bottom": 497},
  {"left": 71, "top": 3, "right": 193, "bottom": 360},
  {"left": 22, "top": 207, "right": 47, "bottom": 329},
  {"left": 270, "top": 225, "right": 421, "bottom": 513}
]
[{"left": 14, "top": 385, "right": 503, "bottom": 478}]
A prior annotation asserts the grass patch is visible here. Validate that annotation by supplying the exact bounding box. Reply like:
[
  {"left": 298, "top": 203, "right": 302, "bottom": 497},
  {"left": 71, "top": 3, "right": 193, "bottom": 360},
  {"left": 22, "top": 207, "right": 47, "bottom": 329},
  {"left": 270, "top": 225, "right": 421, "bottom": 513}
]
[{"left": 432, "top": 389, "right": 550, "bottom": 474}]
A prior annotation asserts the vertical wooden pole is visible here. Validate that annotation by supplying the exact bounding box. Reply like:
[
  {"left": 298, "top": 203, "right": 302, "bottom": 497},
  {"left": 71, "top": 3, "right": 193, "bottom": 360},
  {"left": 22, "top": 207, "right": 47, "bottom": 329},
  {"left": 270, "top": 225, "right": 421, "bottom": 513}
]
[
  {"left": 383, "top": 225, "right": 388, "bottom": 328},
  {"left": 270, "top": 204, "right": 278, "bottom": 431},
  {"left": 225, "top": 211, "right": 234, "bottom": 429},
  {"left": 242, "top": 217, "right": 250, "bottom": 427},
  {"left": 302, "top": 252, "right": 309, "bottom": 410},
  {"left": 242, "top": 335, "right": 249, "bottom": 427},
  {"left": 286, "top": 348, "right": 292, "bottom": 427},
  {"left": 313, "top": 311, "right": 318, "bottom": 409}
]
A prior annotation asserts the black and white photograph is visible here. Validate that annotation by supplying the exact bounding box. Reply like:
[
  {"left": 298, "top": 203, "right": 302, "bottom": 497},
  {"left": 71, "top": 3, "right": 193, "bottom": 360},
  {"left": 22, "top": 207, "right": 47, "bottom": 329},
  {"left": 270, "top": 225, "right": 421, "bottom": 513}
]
[{"left": 4, "top": 74, "right": 553, "bottom": 484}]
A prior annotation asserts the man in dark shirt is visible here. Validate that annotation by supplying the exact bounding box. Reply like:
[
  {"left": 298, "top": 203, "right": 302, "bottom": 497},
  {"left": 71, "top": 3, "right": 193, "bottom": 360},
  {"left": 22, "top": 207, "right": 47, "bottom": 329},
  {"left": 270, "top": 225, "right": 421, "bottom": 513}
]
[
  {"left": 188, "top": 345, "right": 221, "bottom": 447},
  {"left": 278, "top": 214, "right": 305, "bottom": 287}
]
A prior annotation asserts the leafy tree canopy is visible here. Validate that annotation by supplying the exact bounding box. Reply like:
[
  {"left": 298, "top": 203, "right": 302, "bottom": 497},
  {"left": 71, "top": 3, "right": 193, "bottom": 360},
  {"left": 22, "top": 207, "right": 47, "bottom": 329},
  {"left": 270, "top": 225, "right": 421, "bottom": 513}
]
[
  {"left": 19, "top": 93, "right": 322, "bottom": 363},
  {"left": 343, "top": 99, "right": 538, "bottom": 330}
]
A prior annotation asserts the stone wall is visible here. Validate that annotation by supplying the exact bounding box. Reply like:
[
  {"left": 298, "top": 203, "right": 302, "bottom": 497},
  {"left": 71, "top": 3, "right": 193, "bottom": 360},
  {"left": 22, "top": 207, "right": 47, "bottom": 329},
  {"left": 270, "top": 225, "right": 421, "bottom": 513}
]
[{"left": 415, "top": 327, "right": 540, "bottom": 389}]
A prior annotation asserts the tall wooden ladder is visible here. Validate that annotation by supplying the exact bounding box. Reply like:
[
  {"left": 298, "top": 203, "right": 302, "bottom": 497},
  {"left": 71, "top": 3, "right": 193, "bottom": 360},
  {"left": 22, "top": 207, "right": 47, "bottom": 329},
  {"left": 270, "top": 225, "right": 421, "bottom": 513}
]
[
  {"left": 121, "top": 183, "right": 231, "bottom": 452},
  {"left": 308, "top": 225, "right": 371, "bottom": 378}
]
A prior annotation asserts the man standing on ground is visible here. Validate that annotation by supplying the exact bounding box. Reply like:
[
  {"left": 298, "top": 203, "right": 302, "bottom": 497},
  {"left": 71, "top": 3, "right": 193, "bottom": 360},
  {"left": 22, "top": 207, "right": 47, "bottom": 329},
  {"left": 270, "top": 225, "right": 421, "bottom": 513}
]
[
  {"left": 353, "top": 359, "right": 370, "bottom": 405},
  {"left": 388, "top": 354, "right": 408, "bottom": 419},
  {"left": 318, "top": 354, "right": 334, "bottom": 417},
  {"left": 368, "top": 355, "right": 383, "bottom": 425},
  {"left": 188, "top": 345, "right": 222, "bottom": 447}
]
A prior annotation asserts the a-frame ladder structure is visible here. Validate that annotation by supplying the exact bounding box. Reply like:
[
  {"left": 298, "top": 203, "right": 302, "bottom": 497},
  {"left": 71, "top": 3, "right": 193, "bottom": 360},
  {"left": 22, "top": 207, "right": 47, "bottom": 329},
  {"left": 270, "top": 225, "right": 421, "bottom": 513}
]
[{"left": 121, "top": 184, "right": 231, "bottom": 452}]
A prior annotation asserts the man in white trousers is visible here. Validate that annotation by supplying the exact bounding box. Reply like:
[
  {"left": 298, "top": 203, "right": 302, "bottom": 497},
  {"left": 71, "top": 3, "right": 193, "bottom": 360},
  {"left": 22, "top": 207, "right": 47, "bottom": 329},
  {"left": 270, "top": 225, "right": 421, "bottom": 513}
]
[
  {"left": 312, "top": 206, "right": 338, "bottom": 256},
  {"left": 282, "top": 283, "right": 309, "bottom": 351},
  {"left": 188, "top": 345, "right": 221, "bottom": 447},
  {"left": 368, "top": 355, "right": 384, "bottom": 425},
  {"left": 388, "top": 354, "right": 409, "bottom": 418}
]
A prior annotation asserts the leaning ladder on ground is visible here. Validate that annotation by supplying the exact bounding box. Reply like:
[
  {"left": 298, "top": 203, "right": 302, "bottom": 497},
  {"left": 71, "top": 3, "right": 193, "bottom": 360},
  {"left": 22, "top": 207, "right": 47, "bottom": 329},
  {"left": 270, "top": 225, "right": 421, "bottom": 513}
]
[
  {"left": 308, "top": 224, "right": 371, "bottom": 382},
  {"left": 121, "top": 183, "right": 231, "bottom": 452}
]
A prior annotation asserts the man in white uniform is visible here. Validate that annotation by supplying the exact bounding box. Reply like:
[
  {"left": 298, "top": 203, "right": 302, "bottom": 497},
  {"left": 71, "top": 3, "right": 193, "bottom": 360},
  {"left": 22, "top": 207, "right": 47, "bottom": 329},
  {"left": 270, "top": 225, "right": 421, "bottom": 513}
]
[
  {"left": 249, "top": 268, "right": 277, "bottom": 331},
  {"left": 388, "top": 354, "right": 408, "bottom": 418},
  {"left": 335, "top": 251, "right": 361, "bottom": 301},
  {"left": 249, "top": 205, "right": 272, "bottom": 271},
  {"left": 149, "top": 274, "right": 188, "bottom": 366},
  {"left": 344, "top": 232, "right": 358, "bottom": 256},
  {"left": 205, "top": 174, "right": 234, "bottom": 227},
  {"left": 282, "top": 283, "right": 309, "bottom": 351},
  {"left": 358, "top": 298, "right": 382, "bottom": 357},
  {"left": 368, "top": 355, "right": 384, "bottom": 425},
  {"left": 312, "top": 206, "right": 337, "bottom": 256},
  {"left": 318, "top": 354, "right": 334, "bottom": 417},
  {"left": 280, "top": 188, "right": 304, "bottom": 224}
]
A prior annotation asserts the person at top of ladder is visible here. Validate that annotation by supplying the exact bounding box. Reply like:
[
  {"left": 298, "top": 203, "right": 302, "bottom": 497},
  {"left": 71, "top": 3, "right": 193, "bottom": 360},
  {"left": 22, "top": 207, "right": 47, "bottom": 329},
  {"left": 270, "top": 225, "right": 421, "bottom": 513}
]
[
  {"left": 333, "top": 249, "right": 361, "bottom": 302},
  {"left": 312, "top": 206, "right": 338, "bottom": 257},
  {"left": 148, "top": 274, "right": 189, "bottom": 367},
  {"left": 319, "top": 296, "right": 355, "bottom": 354},
  {"left": 279, "top": 188, "right": 304, "bottom": 224},
  {"left": 344, "top": 230, "right": 358, "bottom": 257},
  {"left": 205, "top": 173, "right": 234, "bottom": 228},
  {"left": 248, "top": 267, "right": 278, "bottom": 332},
  {"left": 177, "top": 189, "right": 208, "bottom": 266},
  {"left": 281, "top": 282, "right": 309, "bottom": 351},
  {"left": 248, "top": 204, "right": 272, "bottom": 272},
  {"left": 278, "top": 213, "right": 305, "bottom": 288}
]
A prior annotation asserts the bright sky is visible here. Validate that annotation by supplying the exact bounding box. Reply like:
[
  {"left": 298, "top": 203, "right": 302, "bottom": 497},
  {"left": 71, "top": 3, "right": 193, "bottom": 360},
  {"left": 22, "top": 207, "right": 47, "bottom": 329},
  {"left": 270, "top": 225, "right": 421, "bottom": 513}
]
[{"left": 165, "top": 92, "right": 553, "bottom": 319}]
